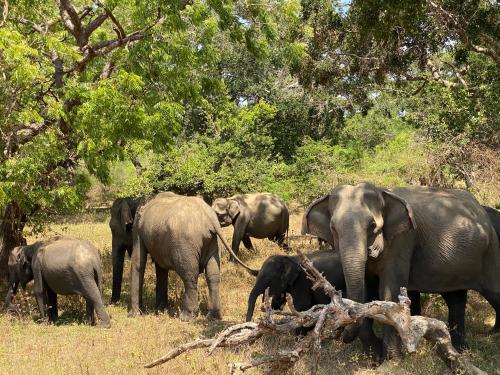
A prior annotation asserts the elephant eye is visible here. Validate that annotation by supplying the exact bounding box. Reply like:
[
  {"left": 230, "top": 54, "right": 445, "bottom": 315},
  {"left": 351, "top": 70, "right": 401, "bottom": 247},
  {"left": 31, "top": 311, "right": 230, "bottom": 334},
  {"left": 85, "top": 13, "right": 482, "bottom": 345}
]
[{"left": 369, "top": 220, "right": 377, "bottom": 232}]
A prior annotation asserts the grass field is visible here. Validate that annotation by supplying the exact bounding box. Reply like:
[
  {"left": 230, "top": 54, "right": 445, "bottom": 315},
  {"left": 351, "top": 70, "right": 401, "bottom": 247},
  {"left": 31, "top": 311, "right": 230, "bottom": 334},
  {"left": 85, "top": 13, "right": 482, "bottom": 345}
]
[{"left": 0, "top": 212, "right": 498, "bottom": 375}]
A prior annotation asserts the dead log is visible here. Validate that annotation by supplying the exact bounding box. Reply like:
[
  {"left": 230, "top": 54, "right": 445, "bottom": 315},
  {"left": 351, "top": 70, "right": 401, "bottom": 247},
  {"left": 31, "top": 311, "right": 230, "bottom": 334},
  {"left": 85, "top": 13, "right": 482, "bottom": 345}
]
[{"left": 144, "top": 250, "right": 486, "bottom": 374}]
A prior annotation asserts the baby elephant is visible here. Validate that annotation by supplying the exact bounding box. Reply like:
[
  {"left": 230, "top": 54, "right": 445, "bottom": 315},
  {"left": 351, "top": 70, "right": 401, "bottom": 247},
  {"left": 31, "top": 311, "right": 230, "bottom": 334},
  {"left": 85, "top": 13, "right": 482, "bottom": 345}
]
[
  {"left": 246, "top": 250, "right": 349, "bottom": 321},
  {"left": 5, "top": 237, "right": 111, "bottom": 328},
  {"left": 212, "top": 193, "right": 289, "bottom": 258}
]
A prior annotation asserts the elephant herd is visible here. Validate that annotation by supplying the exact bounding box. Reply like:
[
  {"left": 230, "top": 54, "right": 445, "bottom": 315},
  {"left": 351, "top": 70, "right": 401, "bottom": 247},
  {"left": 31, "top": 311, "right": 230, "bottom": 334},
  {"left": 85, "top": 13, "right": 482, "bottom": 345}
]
[{"left": 4, "top": 184, "right": 500, "bottom": 363}]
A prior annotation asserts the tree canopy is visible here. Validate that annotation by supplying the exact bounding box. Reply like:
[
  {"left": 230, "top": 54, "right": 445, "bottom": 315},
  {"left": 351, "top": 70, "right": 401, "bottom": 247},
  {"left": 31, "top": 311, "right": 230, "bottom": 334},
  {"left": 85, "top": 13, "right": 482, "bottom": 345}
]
[{"left": 0, "top": 0, "right": 498, "bottom": 276}]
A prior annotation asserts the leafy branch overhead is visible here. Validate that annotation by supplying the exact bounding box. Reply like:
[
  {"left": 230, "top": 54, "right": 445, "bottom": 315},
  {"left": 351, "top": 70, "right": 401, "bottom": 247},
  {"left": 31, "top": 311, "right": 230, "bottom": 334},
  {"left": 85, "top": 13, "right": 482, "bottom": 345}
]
[{"left": 145, "top": 251, "right": 485, "bottom": 375}]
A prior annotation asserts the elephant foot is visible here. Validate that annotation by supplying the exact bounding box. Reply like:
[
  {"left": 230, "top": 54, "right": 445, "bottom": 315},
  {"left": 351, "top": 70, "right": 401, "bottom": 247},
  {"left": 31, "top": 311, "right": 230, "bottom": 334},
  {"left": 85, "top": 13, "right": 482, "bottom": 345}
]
[
  {"left": 180, "top": 310, "right": 197, "bottom": 322},
  {"left": 207, "top": 310, "right": 222, "bottom": 320},
  {"left": 98, "top": 320, "right": 111, "bottom": 329},
  {"left": 382, "top": 345, "right": 403, "bottom": 360},
  {"left": 155, "top": 303, "right": 168, "bottom": 315},
  {"left": 361, "top": 337, "right": 383, "bottom": 363},
  {"left": 128, "top": 307, "right": 143, "bottom": 317}
]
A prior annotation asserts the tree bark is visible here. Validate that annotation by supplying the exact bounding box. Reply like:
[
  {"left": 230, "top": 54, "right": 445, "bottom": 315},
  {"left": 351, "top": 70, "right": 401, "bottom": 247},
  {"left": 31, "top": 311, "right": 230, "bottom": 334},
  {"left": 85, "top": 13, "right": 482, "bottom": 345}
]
[{"left": 0, "top": 202, "right": 26, "bottom": 281}]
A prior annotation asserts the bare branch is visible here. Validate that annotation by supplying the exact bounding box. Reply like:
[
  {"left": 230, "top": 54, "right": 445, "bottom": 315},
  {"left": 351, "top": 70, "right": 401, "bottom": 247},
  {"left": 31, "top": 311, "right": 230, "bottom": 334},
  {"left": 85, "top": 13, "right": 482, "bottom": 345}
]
[
  {"left": 426, "top": 0, "right": 499, "bottom": 67},
  {"left": 84, "top": 12, "right": 108, "bottom": 37},
  {"left": 98, "top": 3, "right": 125, "bottom": 40},
  {"left": 99, "top": 60, "right": 115, "bottom": 80},
  {"left": 74, "top": 15, "right": 165, "bottom": 72},
  {"left": 144, "top": 249, "right": 485, "bottom": 374}
]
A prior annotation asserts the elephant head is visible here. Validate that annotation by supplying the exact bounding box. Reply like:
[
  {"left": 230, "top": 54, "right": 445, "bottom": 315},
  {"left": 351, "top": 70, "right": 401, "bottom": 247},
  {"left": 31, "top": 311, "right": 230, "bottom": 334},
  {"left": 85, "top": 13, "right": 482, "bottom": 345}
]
[
  {"left": 302, "top": 182, "right": 416, "bottom": 306},
  {"left": 212, "top": 198, "right": 240, "bottom": 227},
  {"left": 109, "top": 198, "right": 136, "bottom": 236},
  {"left": 245, "top": 255, "right": 301, "bottom": 321},
  {"left": 4, "top": 245, "right": 35, "bottom": 308}
]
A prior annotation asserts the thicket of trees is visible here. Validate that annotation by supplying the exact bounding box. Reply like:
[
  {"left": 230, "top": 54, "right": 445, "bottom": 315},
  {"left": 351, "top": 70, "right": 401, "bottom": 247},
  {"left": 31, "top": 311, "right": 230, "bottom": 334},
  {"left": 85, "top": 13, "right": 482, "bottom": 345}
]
[{"left": 0, "top": 0, "right": 498, "bottom": 276}]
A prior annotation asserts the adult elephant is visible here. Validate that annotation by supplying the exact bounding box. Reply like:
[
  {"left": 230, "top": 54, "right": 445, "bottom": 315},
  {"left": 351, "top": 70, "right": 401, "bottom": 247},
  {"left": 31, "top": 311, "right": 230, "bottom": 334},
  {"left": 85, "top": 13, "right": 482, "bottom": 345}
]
[
  {"left": 109, "top": 197, "right": 143, "bottom": 304},
  {"left": 5, "top": 237, "right": 110, "bottom": 328},
  {"left": 129, "top": 193, "right": 258, "bottom": 320},
  {"left": 212, "top": 193, "right": 289, "bottom": 258},
  {"left": 409, "top": 205, "right": 500, "bottom": 350},
  {"left": 302, "top": 183, "right": 500, "bottom": 358}
]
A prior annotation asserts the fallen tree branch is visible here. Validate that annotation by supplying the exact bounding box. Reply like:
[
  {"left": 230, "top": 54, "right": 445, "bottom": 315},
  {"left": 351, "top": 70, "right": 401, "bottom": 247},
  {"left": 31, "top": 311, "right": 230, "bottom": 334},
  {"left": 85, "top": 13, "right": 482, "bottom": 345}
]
[{"left": 144, "top": 250, "right": 486, "bottom": 374}]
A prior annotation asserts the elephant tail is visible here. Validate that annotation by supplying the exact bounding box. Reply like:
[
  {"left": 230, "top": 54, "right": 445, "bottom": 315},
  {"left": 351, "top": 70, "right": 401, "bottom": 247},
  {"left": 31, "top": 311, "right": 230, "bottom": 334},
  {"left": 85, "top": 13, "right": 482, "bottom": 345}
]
[
  {"left": 213, "top": 226, "right": 259, "bottom": 276},
  {"left": 95, "top": 264, "right": 104, "bottom": 296}
]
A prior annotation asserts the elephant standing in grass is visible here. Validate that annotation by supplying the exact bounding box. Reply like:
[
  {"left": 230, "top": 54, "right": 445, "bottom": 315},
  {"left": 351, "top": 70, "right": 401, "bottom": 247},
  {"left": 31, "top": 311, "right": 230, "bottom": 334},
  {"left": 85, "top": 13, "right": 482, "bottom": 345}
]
[
  {"left": 5, "top": 237, "right": 111, "bottom": 328},
  {"left": 212, "top": 193, "right": 289, "bottom": 259},
  {"left": 129, "top": 193, "right": 258, "bottom": 320},
  {"left": 109, "top": 197, "right": 143, "bottom": 304},
  {"left": 302, "top": 183, "right": 500, "bottom": 358}
]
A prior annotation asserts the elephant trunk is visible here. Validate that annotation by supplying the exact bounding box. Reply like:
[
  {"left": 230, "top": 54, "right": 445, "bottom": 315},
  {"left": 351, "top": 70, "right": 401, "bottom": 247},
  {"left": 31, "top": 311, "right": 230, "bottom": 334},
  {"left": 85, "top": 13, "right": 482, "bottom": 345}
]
[
  {"left": 4, "top": 274, "right": 19, "bottom": 309},
  {"left": 338, "top": 233, "right": 368, "bottom": 342},
  {"left": 245, "top": 276, "right": 268, "bottom": 322},
  {"left": 110, "top": 237, "right": 124, "bottom": 303}
]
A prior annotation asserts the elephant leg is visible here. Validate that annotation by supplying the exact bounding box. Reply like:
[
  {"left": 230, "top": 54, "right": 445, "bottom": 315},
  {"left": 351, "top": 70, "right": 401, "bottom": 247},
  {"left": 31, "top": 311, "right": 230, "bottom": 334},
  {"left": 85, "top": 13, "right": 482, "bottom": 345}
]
[
  {"left": 242, "top": 236, "right": 255, "bottom": 252},
  {"left": 359, "top": 318, "right": 383, "bottom": 362},
  {"left": 46, "top": 288, "right": 58, "bottom": 323},
  {"left": 111, "top": 242, "right": 126, "bottom": 304},
  {"left": 32, "top": 269, "right": 47, "bottom": 321},
  {"left": 273, "top": 233, "right": 289, "bottom": 252},
  {"left": 83, "top": 282, "right": 111, "bottom": 328},
  {"left": 408, "top": 291, "right": 422, "bottom": 315},
  {"left": 129, "top": 235, "right": 147, "bottom": 317},
  {"left": 205, "top": 255, "right": 221, "bottom": 320},
  {"left": 155, "top": 263, "right": 169, "bottom": 313},
  {"left": 180, "top": 275, "right": 198, "bottom": 321},
  {"left": 85, "top": 300, "right": 95, "bottom": 325},
  {"left": 379, "top": 276, "right": 410, "bottom": 359},
  {"left": 442, "top": 290, "right": 468, "bottom": 351},
  {"left": 479, "top": 289, "right": 500, "bottom": 333},
  {"left": 358, "top": 275, "right": 382, "bottom": 361}
]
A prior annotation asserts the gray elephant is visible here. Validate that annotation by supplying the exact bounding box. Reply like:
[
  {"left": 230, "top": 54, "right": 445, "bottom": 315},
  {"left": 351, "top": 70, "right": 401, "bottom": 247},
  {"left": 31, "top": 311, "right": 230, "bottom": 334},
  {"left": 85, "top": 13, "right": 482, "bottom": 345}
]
[
  {"left": 409, "top": 205, "right": 500, "bottom": 350},
  {"left": 212, "top": 193, "right": 289, "bottom": 258},
  {"left": 302, "top": 183, "right": 500, "bottom": 358},
  {"left": 129, "top": 192, "right": 258, "bottom": 320},
  {"left": 5, "top": 237, "right": 111, "bottom": 328},
  {"left": 109, "top": 197, "right": 143, "bottom": 304}
]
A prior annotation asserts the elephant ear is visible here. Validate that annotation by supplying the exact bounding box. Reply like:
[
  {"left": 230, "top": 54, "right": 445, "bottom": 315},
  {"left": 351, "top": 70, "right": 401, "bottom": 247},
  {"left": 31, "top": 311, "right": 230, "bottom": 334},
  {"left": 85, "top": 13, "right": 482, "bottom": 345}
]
[
  {"left": 227, "top": 200, "right": 240, "bottom": 219},
  {"left": 382, "top": 190, "right": 417, "bottom": 242},
  {"left": 120, "top": 200, "right": 134, "bottom": 233},
  {"left": 301, "top": 194, "right": 334, "bottom": 245},
  {"left": 281, "top": 259, "right": 301, "bottom": 290}
]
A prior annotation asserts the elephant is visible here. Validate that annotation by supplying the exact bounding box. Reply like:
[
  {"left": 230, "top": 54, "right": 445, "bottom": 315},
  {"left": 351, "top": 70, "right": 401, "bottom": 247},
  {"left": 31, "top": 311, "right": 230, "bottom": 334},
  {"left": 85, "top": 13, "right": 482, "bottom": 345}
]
[
  {"left": 246, "top": 250, "right": 347, "bottom": 322},
  {"left": 212, "top": 193, "right": 289, "bottom": 259},
  {"left": 4, "top": 237, "right": 111, "bottom": 328},
  {"left": 408, "top": 205, "right": 500, "bottom": 350},
  {"left": 109, "top": 196, "right": 143, "bottom": 303},
  {"left": 129, "top": 192, "right": 258, "bottom": 320},
  {"left": 302, "top": 183, "right": 500, "bottom": 358}
]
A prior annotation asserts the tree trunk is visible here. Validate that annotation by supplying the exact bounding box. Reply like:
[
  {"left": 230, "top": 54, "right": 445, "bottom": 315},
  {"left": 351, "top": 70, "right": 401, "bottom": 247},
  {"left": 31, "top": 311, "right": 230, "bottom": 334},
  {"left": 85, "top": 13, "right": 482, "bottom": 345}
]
[{"left": 0, "top": 202, "right": 27, "bottom": 281}]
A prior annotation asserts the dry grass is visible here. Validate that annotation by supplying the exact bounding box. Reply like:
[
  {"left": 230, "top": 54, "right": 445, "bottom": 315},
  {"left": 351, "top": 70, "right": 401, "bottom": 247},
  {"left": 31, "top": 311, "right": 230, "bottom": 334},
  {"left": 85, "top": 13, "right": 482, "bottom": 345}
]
[{"left": 0, "top": 213, "right": 499, "bottom": 375}]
